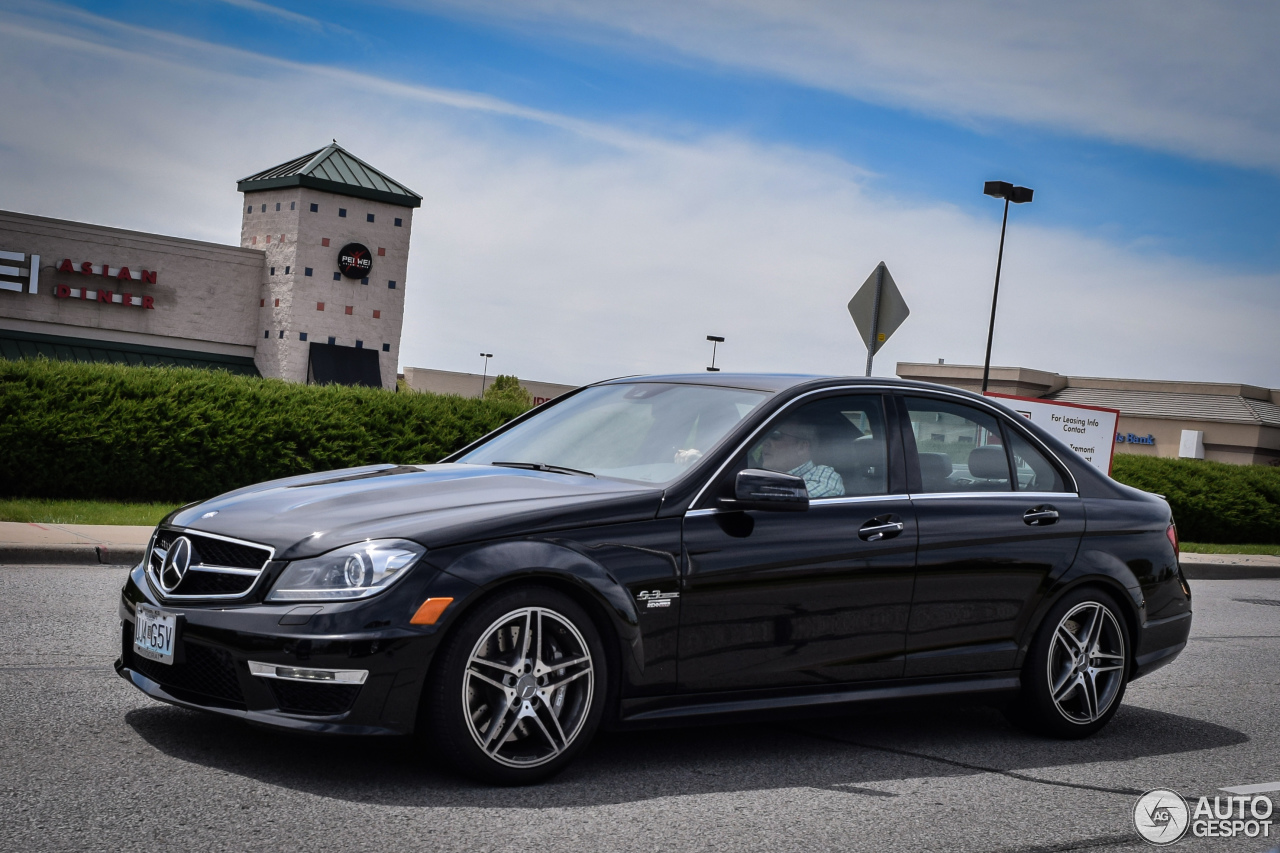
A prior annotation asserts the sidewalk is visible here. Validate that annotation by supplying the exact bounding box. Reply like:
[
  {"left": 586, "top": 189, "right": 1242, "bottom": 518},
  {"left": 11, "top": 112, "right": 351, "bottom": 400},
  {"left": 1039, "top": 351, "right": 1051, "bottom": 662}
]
[
  {"left": 1180, "top": 551, "right": 1280, "bottom": 580},
  {"left": 0, "top": 521, "right": 151, "bottom": 565}
]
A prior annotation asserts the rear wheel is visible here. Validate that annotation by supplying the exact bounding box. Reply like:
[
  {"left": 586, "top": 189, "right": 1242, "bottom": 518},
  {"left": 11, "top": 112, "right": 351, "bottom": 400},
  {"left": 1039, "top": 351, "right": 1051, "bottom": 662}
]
[
  {"left": 1008, "top": 588, "right": 1130, "bottom": 738},
  {"left": 423, "top": 586, "right": 606, "bottom": 784}
]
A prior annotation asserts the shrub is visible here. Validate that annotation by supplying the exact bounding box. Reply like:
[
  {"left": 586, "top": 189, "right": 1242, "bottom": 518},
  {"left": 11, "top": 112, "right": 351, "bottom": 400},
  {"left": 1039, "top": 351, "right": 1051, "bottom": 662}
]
[
  {"left": 1110, "top": 455, "right": 1280, "bottom": 544},
  {"left": 0, "top": 359, "right": 528, "bottom": 503},
  {"left": 484, "top": 374, "right": 533, "bottom": 409}
]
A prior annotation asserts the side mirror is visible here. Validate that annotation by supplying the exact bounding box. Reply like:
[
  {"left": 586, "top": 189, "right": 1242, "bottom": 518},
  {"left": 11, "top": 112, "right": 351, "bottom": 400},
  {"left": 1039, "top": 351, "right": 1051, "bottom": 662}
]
[{"left": 717, "top": 468, "right": 809, "bottom": 512}]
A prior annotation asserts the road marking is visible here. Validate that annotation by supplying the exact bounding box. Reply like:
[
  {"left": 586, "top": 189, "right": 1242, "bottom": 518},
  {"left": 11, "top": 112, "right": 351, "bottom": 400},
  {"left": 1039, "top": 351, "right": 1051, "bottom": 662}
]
[{"left": 1220, "top": 781, "right": 1280, "bottom": 795}]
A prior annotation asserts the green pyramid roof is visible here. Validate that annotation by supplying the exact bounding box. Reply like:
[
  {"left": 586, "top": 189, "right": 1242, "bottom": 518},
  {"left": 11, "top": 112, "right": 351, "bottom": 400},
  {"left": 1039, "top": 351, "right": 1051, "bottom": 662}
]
[{"left": 237, "top": 143, "right": 421, "bottom": 208}]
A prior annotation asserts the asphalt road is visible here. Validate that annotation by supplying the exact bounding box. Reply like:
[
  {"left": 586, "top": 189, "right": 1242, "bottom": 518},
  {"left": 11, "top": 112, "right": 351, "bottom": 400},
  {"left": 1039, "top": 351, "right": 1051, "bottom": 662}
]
[{"left": 2, "top": 565, "right": 1278, "bottom": 853}]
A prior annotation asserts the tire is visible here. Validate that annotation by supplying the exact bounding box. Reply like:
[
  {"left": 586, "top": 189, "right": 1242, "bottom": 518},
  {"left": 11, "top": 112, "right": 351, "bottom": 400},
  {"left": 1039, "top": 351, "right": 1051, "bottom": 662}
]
[
  {"left": 1006, "top": 587, "right": 1130, "bottom": 739},
  {"left": 422, "top": 585, "right": 607, "bottom": 785}
]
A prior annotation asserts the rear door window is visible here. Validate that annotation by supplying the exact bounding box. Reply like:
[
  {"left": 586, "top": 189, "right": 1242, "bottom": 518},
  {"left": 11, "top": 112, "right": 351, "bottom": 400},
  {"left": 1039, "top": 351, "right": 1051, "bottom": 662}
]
[{"left": 904, "top": 397, "right": 1010, "bottom": 492}]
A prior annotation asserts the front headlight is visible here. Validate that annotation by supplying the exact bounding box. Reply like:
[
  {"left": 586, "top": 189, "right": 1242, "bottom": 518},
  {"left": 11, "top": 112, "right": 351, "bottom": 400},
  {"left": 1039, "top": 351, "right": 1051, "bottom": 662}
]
[{"left": 266, "top": 539, "right": 426, "bottom": 602}]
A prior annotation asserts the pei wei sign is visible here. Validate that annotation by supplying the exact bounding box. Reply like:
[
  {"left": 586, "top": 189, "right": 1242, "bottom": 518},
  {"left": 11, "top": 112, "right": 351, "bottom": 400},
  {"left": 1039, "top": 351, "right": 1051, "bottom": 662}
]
[{"left": 51, "top": 257, "right": 158, "bottom": 310}]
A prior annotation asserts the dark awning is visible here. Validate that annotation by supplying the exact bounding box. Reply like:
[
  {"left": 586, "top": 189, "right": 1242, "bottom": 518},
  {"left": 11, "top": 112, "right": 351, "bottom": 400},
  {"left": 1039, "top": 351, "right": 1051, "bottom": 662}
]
[
  {"left": 307, "top": 342, "right": 382, "bottom": 388},
  {"left": 0, "top": 328, "right": 260, "bottom": 375}
]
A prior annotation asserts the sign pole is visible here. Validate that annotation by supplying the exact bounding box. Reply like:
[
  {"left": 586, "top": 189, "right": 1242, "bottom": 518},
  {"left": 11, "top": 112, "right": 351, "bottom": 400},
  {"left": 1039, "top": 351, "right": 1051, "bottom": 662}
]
[{"left": 864, "top": 262, "right": 885, "bottom": 377}]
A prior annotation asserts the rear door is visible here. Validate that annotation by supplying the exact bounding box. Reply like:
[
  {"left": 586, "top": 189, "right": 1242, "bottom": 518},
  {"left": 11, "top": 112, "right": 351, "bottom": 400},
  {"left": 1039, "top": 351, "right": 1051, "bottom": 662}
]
[
  {"left": 899, "top": 394, "right": 1084, "bottom": 677},
  {"left": 678, "top": 391, "right": 917, "bottom": 691}
]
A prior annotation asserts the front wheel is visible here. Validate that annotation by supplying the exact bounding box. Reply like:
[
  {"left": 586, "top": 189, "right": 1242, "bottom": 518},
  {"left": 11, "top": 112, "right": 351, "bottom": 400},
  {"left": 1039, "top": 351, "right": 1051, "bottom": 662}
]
[
  {"left": 1008, "top": 588, "right": 1130, "bottom": 738},
  {"left": 422, "top": 586, "right": 607, "bottom": 784}
]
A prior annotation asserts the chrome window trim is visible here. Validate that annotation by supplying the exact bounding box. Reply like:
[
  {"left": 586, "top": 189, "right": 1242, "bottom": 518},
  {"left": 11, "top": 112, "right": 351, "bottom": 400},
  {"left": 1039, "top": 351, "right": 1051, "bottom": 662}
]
[
  {"left": 689, "top": 384, "right": 902, "bottom": 510},
  {"left": 146, "top": 527, "right": 276, "bottom": 602},
  {"left": 908, "top": 491, "right": 1081, "bottom": 501},
  {"left": 902, "top": 389, "right": 1080, "bottom": 495},
  {"left": 813, "top": 493, "right": 911, "bottom": 506},
  {"left": 247, "top": 661, "right": 368, "bottom": 685},
  {"left": 685, "top": 493, "right": 911, "bottom": 517}
]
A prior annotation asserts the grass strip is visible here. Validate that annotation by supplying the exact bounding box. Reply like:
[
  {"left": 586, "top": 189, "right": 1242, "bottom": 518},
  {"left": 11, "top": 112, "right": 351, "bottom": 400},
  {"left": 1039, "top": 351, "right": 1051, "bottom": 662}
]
[
  {"left": 0, "top": 497, "right": 182, "bottom": 526},
  {"left": 1180, "top": 542, "right": 1280, "bottom": 556}
]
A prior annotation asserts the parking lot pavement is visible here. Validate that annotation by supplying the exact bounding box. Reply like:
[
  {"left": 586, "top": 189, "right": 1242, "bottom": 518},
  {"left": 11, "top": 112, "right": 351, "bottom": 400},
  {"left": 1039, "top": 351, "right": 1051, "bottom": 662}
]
[{"left": 2, "top": 565, "right": 1277, "bottom": 853}]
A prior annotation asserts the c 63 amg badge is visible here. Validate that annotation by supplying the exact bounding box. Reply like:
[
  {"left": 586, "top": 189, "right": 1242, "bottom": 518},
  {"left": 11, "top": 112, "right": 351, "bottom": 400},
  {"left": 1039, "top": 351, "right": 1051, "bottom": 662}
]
[{"left": 637, "top": 590, "right": 679, "bottom": 609}]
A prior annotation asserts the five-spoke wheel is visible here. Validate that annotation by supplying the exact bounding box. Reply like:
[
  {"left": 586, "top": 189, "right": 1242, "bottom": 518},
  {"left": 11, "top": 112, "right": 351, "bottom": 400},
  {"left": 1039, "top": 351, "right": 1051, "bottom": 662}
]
[
  {"left": 423, "top": 586, "right": 606, "bottom": 784},
  {"left": 1008, "top": 588, "right": 1130, "bottom": 738}
]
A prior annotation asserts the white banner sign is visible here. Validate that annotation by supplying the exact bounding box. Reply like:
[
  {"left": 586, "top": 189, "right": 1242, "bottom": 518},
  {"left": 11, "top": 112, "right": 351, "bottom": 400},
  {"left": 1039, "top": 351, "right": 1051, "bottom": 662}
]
[{"left": 987, "top": 393, "right": 1119, "bottom": 475}]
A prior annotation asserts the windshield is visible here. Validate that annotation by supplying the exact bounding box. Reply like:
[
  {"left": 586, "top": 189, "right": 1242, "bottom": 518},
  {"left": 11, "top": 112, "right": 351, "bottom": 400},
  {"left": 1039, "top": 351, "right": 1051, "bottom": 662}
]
[{"left": 458, "top": 383, "right": 771, "bottom": 485}]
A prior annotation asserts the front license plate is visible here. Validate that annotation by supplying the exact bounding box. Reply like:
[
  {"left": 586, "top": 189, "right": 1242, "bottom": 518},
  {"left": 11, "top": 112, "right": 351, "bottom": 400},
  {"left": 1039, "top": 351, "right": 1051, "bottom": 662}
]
[{"left": 134, "top": 604, "right": 177, "bottom": 664}]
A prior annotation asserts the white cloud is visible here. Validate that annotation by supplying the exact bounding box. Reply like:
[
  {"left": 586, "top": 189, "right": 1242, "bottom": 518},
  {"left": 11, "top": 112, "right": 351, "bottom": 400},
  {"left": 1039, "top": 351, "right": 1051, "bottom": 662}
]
[
  {"left": 0, "top": 3, "right": 1276, "bottom": 388},
  {"left": 411, "top": 0, "right": 1280, "bottom": 174}
]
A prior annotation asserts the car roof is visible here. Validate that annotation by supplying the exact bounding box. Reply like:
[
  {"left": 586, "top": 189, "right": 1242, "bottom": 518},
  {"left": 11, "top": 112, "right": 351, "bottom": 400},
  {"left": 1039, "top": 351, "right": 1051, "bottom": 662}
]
[{"left": 593, "top": 373, "right": 977, "bottom": 396}]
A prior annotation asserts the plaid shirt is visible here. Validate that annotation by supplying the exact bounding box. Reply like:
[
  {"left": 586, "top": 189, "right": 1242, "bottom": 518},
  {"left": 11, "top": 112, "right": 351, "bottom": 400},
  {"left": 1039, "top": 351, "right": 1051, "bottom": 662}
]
[{"left": 789, "top": 460, "right": 844, "bottom": 498}]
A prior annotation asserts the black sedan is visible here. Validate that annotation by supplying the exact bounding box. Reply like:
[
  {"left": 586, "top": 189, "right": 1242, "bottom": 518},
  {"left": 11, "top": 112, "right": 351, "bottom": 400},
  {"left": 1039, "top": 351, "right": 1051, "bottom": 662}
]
[{"left": 116, "top": 374, "right": 1192, "bottom": 784}]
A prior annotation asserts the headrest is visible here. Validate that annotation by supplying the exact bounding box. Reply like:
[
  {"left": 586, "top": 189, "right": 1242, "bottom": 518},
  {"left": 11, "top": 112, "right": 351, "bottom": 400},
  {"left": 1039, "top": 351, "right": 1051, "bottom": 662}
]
[
  {"left": 850, "top": 437, "right": 886, "bottom": 470},
  {"left": 917, "top": 452, "right": 952, "bottom": 480},
  {"left": 968, "top": 445, "right": 1010, "bottom": 480}
]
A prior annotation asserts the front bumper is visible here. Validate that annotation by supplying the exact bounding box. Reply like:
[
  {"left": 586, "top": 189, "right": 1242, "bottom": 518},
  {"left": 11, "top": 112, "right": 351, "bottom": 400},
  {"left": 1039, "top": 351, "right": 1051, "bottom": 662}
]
[{"left": 115, "top": 562, "right": 463, "bottom": 736}]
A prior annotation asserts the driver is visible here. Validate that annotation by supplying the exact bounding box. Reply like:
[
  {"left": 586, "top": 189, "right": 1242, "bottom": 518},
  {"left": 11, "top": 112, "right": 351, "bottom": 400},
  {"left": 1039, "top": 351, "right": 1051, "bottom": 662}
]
[{"left": 759, "top": 422, "right": 844, "bottom": 498}]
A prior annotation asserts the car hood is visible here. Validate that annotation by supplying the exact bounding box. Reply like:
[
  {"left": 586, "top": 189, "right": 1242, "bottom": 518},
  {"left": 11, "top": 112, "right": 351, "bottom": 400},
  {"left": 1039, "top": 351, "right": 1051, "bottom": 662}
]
[{"left": 166, "top": 463, "right": 665, "bottom": 559}]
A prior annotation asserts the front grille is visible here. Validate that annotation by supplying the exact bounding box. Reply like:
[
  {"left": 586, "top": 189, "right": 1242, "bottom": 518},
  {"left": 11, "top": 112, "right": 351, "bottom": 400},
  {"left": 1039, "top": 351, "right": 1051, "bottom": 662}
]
[
  {"left": 173, "top": 571, "right": 257, "bottom": 597},
  {"left": 126, "top": 625, "right": 245, "bottom": 708},
  {"left": 268, "top": 680, "right": 361, "bottom": 716},
  {"left": 148, "top": 528, "right": 272, "bottom": 601}
]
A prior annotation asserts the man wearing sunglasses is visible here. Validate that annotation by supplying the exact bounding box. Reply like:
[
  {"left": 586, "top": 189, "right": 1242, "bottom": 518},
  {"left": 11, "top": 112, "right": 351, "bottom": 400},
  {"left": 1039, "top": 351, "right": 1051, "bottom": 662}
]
[{"left": 759, "top": 422, "right": 844, "bottom": 498}]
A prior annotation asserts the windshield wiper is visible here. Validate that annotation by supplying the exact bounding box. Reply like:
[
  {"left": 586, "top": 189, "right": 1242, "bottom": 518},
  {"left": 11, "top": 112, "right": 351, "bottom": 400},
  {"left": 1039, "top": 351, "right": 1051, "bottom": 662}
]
[{"left": 491, "top": 461, "right": 596, "bottom": 478}]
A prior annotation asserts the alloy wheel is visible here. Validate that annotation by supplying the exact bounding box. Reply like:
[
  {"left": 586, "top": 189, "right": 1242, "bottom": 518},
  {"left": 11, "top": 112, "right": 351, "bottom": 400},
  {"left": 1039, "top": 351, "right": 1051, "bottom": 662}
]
[
  {"left": 1046, "top": 601, "right": 1126, "bottom": 724},
  {"left": 462, "top": 606, "right": 595, "bottom": 768}
]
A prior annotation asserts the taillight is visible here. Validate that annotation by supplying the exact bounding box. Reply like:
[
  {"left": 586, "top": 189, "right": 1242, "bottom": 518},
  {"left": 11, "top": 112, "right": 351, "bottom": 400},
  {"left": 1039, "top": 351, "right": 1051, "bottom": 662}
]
[{"left": 1166, "top": 523, "right": 1179, "bottom": 558}]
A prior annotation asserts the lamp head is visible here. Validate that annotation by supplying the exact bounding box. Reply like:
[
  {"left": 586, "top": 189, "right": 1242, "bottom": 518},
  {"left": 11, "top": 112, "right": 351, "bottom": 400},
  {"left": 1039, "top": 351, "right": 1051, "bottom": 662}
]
[
  {"left": 984, "top": 181, "right": 1013, "bottom": 199},
  {"left": 707, "top": 335, "right": 725, "bottom": 343},
  {"left": 984, "top": 181, "right": 1034, "bottom": 203}
]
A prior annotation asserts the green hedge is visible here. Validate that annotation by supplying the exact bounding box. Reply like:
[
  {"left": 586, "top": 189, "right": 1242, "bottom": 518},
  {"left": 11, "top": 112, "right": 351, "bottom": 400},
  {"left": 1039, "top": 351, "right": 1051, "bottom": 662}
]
[
  {"left": 1110, "top": 455, "right": 1280, "bottom": 544},
  {"left": 0, "top": 359, "right": 528, "bottom": 503}
]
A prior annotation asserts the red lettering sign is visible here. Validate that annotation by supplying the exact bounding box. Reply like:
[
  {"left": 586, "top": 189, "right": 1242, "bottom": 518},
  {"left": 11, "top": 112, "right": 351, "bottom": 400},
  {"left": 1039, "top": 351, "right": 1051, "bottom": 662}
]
[
  {"left": 58, "top": 259, "right": 73, "bottom": 273},
  {"left": 117, "top": 267, "right": 132, "bottom": 281},
  {"left": 79, "top": 261, "right": 93, "bottom": 275},
  {"left": 54, "top": 284, "right": 71, "bottom": 298},
  {"left": 97, "top": 289, "right": 112, "bottom": 304},
  {"left": 141, "top": 270, "right": 156, "bottom": 284},
  {"left": 141, "top": 295, "right": 154, "bottom": 309}
]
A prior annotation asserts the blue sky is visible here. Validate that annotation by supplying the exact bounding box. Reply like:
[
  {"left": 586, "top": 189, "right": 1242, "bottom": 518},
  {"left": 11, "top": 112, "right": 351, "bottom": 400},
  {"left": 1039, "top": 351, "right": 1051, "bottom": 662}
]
[
  {"left": 2, "top": 1, "right": 1278, "bottom": 385},
  {"left": 82, "top": 0, "right": 1278, "bottom": 270}
]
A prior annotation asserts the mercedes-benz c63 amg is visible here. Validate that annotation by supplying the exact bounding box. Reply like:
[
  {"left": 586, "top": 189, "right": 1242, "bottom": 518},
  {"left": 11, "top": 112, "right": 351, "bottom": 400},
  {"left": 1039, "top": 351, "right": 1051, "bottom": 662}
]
[{"left": 117, "top": 375, "right": 1192, "bottom": 784}]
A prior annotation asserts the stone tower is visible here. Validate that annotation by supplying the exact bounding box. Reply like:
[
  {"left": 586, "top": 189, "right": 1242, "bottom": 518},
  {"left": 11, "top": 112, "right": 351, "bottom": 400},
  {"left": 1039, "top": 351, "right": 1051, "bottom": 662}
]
[{"left": 237, "top": 143, "right": 421, "bottom": 389}]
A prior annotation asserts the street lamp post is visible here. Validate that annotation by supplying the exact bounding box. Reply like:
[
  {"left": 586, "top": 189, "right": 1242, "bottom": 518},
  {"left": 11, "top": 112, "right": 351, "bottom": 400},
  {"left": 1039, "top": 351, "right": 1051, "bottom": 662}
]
[
  {"left": 479, "top": 352, "right": 493, "bottom": 396},
  {"left": 706, "top": 335, "right": 724, "bottom": 372},
  {"left": 981, "top": 181, "right": 1034, "bottom": 395}
]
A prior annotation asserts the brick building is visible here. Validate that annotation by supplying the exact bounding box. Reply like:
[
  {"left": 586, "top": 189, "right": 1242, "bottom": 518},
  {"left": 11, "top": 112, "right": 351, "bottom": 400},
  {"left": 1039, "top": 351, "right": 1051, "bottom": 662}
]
[{"left": 0, "top": 143, "right": 420, "bottom": 389}]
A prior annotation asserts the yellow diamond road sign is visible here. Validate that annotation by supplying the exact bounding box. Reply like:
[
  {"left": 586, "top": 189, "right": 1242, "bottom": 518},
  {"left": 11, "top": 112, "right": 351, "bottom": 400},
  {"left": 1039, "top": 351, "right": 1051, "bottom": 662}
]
[{"left": 848, "top": 261, "right": 909, "bottom": 356}]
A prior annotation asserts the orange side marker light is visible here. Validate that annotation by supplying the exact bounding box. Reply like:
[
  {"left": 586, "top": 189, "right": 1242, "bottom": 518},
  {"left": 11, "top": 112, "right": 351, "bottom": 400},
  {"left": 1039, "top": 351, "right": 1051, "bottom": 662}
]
[{"left": 410, "top": 597, "right": 454, "bottom": 625}]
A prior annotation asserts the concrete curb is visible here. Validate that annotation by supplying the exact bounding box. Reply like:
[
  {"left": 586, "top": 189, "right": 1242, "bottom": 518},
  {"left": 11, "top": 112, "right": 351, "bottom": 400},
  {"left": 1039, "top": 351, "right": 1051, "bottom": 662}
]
[
  {"left": 0, "top": 545, "right": 145, "bottom": 566},
  {"left": 1183, "top": 563, "right": 1280, "bottom": 581}
]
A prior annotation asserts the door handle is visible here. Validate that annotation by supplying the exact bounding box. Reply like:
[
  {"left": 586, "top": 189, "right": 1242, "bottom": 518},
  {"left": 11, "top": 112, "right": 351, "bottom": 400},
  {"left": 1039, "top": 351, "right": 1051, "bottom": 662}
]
[
  {"left": 859, "top": 516, "right": 905, "bottom": 541},
  {"left": 1023, "top": 506, "right": 1060, "bottom": 526}
]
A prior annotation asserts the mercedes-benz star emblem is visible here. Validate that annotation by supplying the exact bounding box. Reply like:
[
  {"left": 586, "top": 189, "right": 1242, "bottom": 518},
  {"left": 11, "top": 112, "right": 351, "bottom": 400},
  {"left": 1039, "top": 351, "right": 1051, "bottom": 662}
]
[{"left": 160, "top": 536, "right": 194, "bottom": 592}]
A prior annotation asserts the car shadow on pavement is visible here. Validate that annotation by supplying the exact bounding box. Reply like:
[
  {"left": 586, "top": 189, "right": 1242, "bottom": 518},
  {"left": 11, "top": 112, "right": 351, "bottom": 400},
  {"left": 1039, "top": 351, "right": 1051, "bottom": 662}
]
[{"left": 125, "top": 699, "right": 1247, "bottom": 808}]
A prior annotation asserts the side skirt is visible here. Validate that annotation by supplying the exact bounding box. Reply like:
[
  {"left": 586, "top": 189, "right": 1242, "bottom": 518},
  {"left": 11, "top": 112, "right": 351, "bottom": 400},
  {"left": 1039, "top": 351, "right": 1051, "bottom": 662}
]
[{"left": 618, "top": 673, "right": 1021, "bottom": 724}]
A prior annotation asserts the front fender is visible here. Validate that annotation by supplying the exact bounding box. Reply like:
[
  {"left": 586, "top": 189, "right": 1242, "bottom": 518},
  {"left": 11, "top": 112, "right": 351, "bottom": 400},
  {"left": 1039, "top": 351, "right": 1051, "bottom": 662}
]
[{"left": 438, "top": 539, "right": 644, "bottom": 671}]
